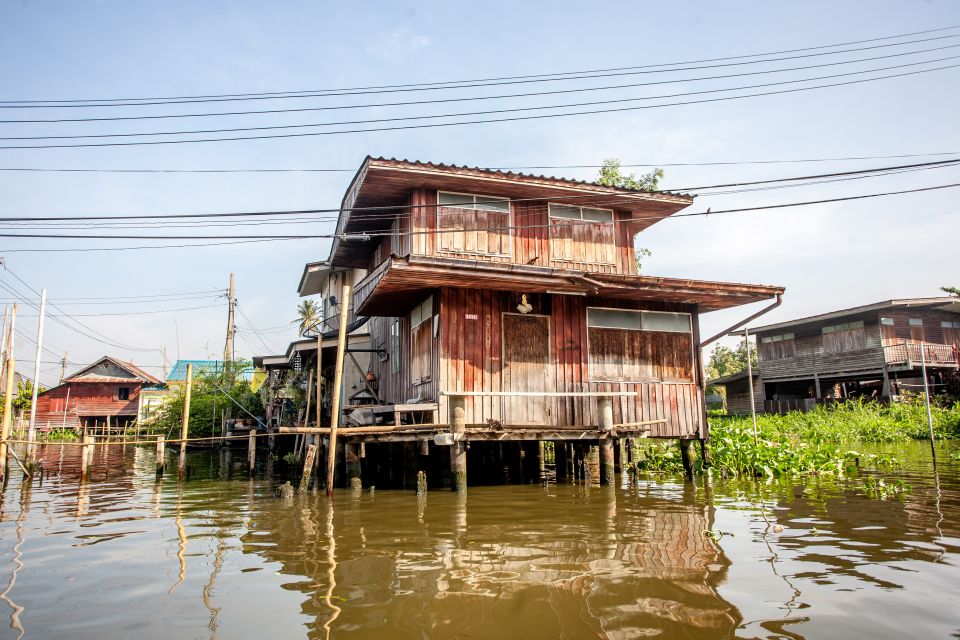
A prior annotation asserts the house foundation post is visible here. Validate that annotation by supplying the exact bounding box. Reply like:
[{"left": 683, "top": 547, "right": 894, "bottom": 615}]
[
  {"left": 679, "top": 438, "right": 696, "bottom": 479},
  {"left": 555, "top": 440, "right": 568, "bottom": 482},
  {"left": 598, "top": 397, "right": 615, "bottom": 485},
  {"left": 346, "top": 442, "right": 362, "bottom": 490},
  {"left": 449, "top": 394, "right": 467, "bottom": 492}
]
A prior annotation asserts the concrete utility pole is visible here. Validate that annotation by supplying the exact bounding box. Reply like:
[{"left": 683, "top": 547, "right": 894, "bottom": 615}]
[
  {"left": 744, "top": 327, "right": 758, "bottom": 445},
  {"left": 27, "top": 289, "right": 46, "bottom": 456},
  {"left": 224, "top": 273, "right": 236, "bottom": 363},
  {"left": 59, "top": 351, "right": 68, "bottom": 384}
]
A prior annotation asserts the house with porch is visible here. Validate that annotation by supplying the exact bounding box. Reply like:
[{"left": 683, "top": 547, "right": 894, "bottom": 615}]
[
  {"left": 715, "top": 297, "right": 960, "bottom": 414},
  {"left": 33, "top": 356, "right": 162, "bottom": 432},
  {"left": 272, "top": 157, "right": 783, "bottom": 488}
]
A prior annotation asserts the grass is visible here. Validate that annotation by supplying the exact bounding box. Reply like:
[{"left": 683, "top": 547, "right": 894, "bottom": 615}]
[{"left": 43, "top": 428, "right": 80, "bottom": 442}]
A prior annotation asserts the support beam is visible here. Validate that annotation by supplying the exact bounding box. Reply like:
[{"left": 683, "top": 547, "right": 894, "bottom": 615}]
[
  {"left": 325, "top": 284, "right": 351, "bottom": 497},
  {"left": 179, "top": 363, "right": 193, "bottom": 478}
]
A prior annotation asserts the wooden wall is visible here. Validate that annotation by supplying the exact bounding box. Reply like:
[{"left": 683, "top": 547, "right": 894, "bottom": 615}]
[
  {"left": 376, "top": 190, "right": 639, "bottom": 275},
  {"left": 757, "top": 317, "right": 885, "bottom": 380},
  {"left": 34, "top": 382, "right": 142, "bottom": 430}
]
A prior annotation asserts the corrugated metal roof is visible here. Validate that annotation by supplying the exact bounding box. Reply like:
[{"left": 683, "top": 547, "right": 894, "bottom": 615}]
[
  {"left": 749, "top": 297, "right": 959, "bottom": 334},
  {"left": 368, "top": 156, "right": 694, "bottom": 199},
  {"left": 167, "top": 359, "right": 254, "bottom": 382}
]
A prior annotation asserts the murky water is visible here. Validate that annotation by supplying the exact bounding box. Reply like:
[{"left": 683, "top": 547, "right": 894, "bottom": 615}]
[{"left": 0, "top": 441, "right": 958, "bottom": 639}]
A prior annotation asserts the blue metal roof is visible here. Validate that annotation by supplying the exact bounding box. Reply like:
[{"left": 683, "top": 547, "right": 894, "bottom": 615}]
[{"left": 167, "top": 360, "right": 253, "bottom": 382}]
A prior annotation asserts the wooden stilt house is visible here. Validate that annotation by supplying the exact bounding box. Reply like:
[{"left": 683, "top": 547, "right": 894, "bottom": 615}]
[{"left": 289, "top": 157, "right": 783, "bottom": 488}]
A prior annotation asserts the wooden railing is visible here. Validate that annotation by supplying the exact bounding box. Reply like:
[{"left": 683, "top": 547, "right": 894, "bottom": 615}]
[{"left": 883, "top": 342, "right": 959, "bottom": 367}]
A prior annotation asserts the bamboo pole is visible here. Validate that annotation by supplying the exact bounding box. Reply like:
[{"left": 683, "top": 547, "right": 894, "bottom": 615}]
[
  {"left": 744, "top": 327, "right": 759, "bottom": 445},
  {"left": 179, "top": 363, "right": 193, "bottom": 477},
  {"left": 920, "top": 342, "right": 937, "bottom": 464},
  {"left": 27, "top": 289, "right": 46, "bottom": 460},
  {"left": 325, "top": 284, "right": 351, "bottom": 497},
  {"left": 0, "top": 356, "right": 16, "bottom": 481},
  {"left": 303, "top": 368, "right": 314, "bottom": 428}
]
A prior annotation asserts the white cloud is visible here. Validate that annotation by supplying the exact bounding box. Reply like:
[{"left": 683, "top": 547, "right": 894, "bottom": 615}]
[{"left": 366, "top": 26, "right": 431, "bottom": 63}]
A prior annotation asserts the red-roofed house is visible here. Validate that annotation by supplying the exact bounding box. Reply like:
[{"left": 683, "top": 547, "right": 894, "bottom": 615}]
[{"left": 33, "top": 356, "right": 162, "bottom": 432}]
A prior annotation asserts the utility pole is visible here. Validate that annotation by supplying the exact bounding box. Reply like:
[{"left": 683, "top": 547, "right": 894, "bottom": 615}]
[
  {"left": 224, "top": 273, "right": 236, "bottom": 364},
  {"left": 60, "top": 351, "right": 68, "bottom": 384},
  {"left": 27, "top": 289, "right": 46, "bottom": 457},
  {"left": 161, "top": 346, "right": 168, "bottom": 380},
  {"left": 0, "top": 304, "right": 17, "bottom": 481},
  {"left": 0, "top": 305, "right": 8, "bottom": 388}
]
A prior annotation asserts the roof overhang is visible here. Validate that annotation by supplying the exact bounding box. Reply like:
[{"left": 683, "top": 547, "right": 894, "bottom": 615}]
[
  {"left": 750, "top": 297, "right": 959, "bottom": 334},
  {"left": 298, "top": 261, "right": 332, "bottom": 297},
  {"left": 330, "top": 157, "right": 695, "bottom": 268},
  {"left": 252, "top": 355, "right": 289, "bottom": 369},
  {"left": 354, "top": 255, "right": 783, "bottom": 316}
]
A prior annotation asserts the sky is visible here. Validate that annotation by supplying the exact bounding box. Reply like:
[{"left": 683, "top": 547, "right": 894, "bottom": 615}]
[{"left": 0, "top": 0, "right": 958, "bottom": 387}]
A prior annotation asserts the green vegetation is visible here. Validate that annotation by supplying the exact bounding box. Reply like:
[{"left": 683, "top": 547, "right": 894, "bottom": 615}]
[
  {"left": 597, "top": 158, "right": 663, "bottom": 272},
  {"left": 0, "top": 379, "right": 44, "bottom": 420},
  {"left": 148, "top": 360, "right": 263, "bottom": 439},
  {"left": 633, "top": 398, "right": 958, "bottom": 488},
  {"left": 941, "top": 285, "right": 959, "bottom": 296},
  {"left": 296, "top": 299, "right": 321, "bottom": 336},
  {"left": 44, "top": 428, "right": 79, "bottom": 442}
]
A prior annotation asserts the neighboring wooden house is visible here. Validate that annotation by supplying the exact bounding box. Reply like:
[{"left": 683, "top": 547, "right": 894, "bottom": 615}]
[
  {"left": 709, "top": 370, "right": 764, "bottom": 416},
  {"left": 749, "top": 297, "right": 960, "bottom": 412},
  {"left": 276, "top": 157, "right": 783, "bottom": 487},
  {"left": 34, "top": 356, "right": 161, "bottom": 432}
]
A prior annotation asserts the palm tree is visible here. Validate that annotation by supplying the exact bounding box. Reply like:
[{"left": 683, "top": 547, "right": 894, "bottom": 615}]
[{"left": 296, "top": 299, "right": 322, "bottom": 336}]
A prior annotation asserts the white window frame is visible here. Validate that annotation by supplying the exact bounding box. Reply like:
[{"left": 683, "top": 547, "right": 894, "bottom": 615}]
[
  {"left": 585, "top": 306, "right": 694, "bottom": 383},
  {"left": 436, "top": 190, "right": 513, "bottom": 257},
  {"left": 941, "top": 320, "right": 960, "bottom": 329},
  {"left": 548, "top": 204, "right": 615, "bottom": 222}
]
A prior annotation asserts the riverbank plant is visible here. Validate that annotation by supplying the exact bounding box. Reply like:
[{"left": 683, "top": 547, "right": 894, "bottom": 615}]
[{"left": 44, "top": 428, "right": 79, "bottom": 442}]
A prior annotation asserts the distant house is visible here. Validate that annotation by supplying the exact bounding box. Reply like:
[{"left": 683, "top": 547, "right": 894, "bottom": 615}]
[
  {"left": 709, "top": 370, "right": 763, "bottom": 416},
  {"left": 713, "top": 297, "right": 960, "bottom": 414},
  {"left": 166, "top": 359, "right": 254, "bottom": 387},
  {"left": 34, "top": 356, "right": 162, "bottom": 431}
]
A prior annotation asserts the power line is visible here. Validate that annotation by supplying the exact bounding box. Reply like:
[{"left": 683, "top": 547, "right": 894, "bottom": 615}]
[
  {"left": 1, "top": 156, "right": 957, "bottom": 225},
  {"left": 2, "top": 57, "right": 957, "bottom": 144},
  {"left": 3, "top": 25, "right": 957, "bottom": 106},
  {"left": 4, "top": 42, "right": 957, "bottom": 125},
  {"left": 0, "top": 180, "right": 956, "bottom": 244},
  {"left": 3, "top": 62, "right": 958, "bottom": 150}
]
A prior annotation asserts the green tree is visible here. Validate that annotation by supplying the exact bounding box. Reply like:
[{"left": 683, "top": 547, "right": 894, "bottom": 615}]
[
  {"left": 706, "top": 341, "right": 758, "bottom": 381},
  {"left": 149, "top": 360, "right": 263, "bottom": 438},
  {"left": 296, "top": 299, "right": 322, "bottom": 336},
  {"left": 942, "top": 286, "right": 960, "bottom": 296},
  {"left": 597, "top": 158, "right": 664, "bottom": 191},
  {"left": 597, "top": 158, "right": 664, "bottom": 272}
]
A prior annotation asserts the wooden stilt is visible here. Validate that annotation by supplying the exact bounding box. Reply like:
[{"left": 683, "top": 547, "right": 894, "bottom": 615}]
[
  {"left": 346, "top": 442, "right": 362, "bottom": 489},
  {"left": 679, "top": 439, "right": 696, "bottom": 479},
  {"left": 0, "top": 355, "right": 16, "bottom": 481},
  {"left": 81, "top": 435, "right": 93, "bottom": 479},
  {"left": 325, "top": 284, "right": 351, "bottom": 497},
  {"left": 178, "top": 363, "right": 193, "bottom": 478},
  {"left": 156, "top": 435, "right": 166, "bottom": 476},
  {"left": 555, "top": 440, "right": 568, "bottom": 482},
  {"left": 248, "top": 430, "right": 256, "bottom": 477},
  {"left": 301, "top": 443, "right": 317, "bottom": 492}
]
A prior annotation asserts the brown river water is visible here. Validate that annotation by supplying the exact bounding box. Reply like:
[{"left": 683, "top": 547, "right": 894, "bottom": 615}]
[{"left": 0, "top": 441, "right": 958, "bottom": 639}]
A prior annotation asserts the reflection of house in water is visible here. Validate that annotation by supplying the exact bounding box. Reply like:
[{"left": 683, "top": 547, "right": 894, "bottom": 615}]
[{"left": 240, "top": 487, "right": 742, "bottom": 638}]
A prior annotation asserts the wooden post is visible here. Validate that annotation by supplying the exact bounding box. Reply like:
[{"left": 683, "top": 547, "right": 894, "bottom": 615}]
[
  {"left": 248, "top": 430, "right": 256, "bottom": 476},
  {"left": 303, "top": 368, "right": 314, "bottom": 427},
  {"left": 325, "top": 284, "right": 351, "bottom": 497},
  {"left": 598, "top": 396, "right": 615, "bottom": 485},
  {"left": 81, "top": 435, "right": 94, "bottom": 478},
  {"left": 27, "top": 289, "right": 46, "bottom": 461},
  {"left": 156, "top": 435, "right": 166, "bottom": 476},
  {"left": 301, "top": 443, "right": 317, "bottom": 491},
  {"left": 919, "top": 342, "right": 937, "bottom": 464},
  {"left": 0, "top": 356, "right": 16, "bottom": 481},
  {"left": 555, "top": 440, "right": 568, "bottom": 482},
  {"left": 179, "top": 363, "right": 193, "bottom": 477},
  {"left": 316, "top": 331, "right": 323, "bottom": 428},
  {"left": 744, "top": 327, "right": 758, "bottom": 445},
  {"left": 449, "top": 394, "right": 467, "bottom": 492},
  {"left": 346, "top": 443, "right": 361, "bottom": 489}
]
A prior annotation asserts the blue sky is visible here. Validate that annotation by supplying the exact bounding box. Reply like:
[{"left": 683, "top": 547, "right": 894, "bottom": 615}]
[{"left": 1, "top": 1, "right": 958, "bottom": 385}]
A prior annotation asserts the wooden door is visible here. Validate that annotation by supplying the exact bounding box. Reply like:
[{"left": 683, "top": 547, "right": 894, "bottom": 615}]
[{"left": 502, "top": 313, "right": 551, "bottom": 425}]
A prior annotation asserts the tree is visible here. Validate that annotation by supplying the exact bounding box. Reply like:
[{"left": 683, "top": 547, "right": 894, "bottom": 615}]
[
  {"left": 942, "top": 286, "right": 960, "bottom": 297},
  {"left": 296, "top": 299, "right": 322, "bottom": 336},
  {"left": 597, "top": 158, "right": 664, "bottom": 191},
  {"left": 597, "top": 159, "right": 664, "bottom": 272},
  {"left": 705, "top": 340, "right": 758, "bottom": 381},
  {"left": 149, "top": 360, "right": 263, "bottom": 438}
]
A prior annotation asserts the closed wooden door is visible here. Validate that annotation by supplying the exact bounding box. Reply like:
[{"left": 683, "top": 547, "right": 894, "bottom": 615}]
[{"left": 502, "top": 313, "right": 551, "bottom": 425}]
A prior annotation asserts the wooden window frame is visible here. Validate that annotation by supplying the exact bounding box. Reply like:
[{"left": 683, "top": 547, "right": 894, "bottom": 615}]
[
  {"left": 585, "top": 306, "right": 694, "bottom": 383},
  {"left": 436, "top": 190, "right": 513, "bottom": 258},
  {"left": 118, "top": 387, "right": 130, "bottom": 401},
  {"left": 822, "top": 320, "right": 866, "bottom": 353},
  {"left": 547, "top": 203, "right": 617, "bottom": 266},
  {"left": 410, "top": 296, "right": 434, "bottom": 385},
  {"left": 759, "top": 332, "right": 796, "bottom": 360}
]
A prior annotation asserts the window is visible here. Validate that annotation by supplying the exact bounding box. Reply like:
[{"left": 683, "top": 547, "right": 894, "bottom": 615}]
[
  {"left": 760, "top": 332, "right": 796, "bottom": 360},
  {"left": 908, "top": 318, "right": 925, "bottom": 342},
  {"left": 942, "top": 320, "right": 960, "bottom": 329},
  {"left": 410, "top": 296, "right": 434, "bottom": 384},
  {"left": 822, "top": 320, "right": 866, "bottom": 352},
  {"left": 390, "top": 320, "right": 400, "bottom": 373},
  {"left": 586, "top": 307, "right": 693, "bottom": 382},
  {"left": 437, "top": 191, "right": 511, "bottom": 256},
  {"left": 549, "top": 204, "right": 616, "bottom": 265},
  {"left": 880, "top": 317, "right": 895, "bottom": 326},
  {"left": 118, "top": 387, "right": 130, "bottom": 401}
]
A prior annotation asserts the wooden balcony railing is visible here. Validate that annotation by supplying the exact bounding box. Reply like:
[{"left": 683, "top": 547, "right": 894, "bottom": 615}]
[{"left": 883, "top": 342, "right": 959, "bottom": 367}]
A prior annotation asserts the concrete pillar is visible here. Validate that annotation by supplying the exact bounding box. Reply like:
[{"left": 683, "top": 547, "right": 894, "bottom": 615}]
[
  {"left": 449, "top": 395, "right": 467, "bottom": 492},
  {"left": 598, "top": 397, "right": 615, "bottom": 485}
]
